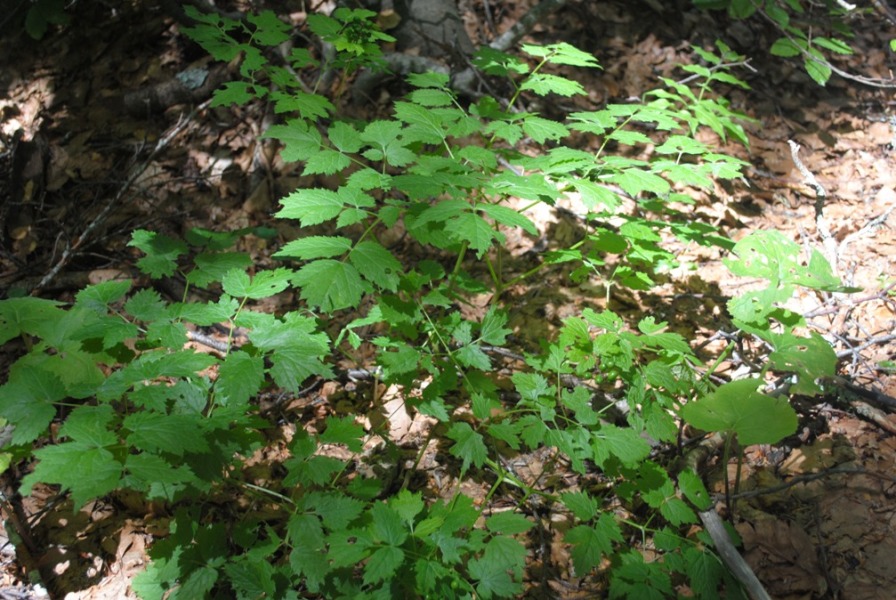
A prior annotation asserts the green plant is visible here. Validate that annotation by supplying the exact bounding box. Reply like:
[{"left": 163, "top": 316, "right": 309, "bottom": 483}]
[
  {"left": 692, "top": 0, "right": 863, "bottom": 85},
  {"left": 20, "top": 0, "right": 70, "bottom": 39},
  {"left": 0, "top": 7, "right": 854, "bottom": 598}
]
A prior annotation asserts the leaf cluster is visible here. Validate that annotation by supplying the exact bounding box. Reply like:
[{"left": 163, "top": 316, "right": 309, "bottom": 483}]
[{"left": 0, "top": 6, "right": 856, "bottom": 599}]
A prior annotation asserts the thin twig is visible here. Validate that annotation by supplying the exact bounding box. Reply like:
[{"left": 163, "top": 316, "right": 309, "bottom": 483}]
[
  {"left": 31, "top": 111, "right": 198, "bottom": 295},
  {"left": 788, "top": 140, "right": 839, "bottom": 276}
]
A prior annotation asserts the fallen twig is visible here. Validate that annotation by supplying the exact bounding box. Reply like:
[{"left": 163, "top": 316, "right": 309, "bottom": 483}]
[
  {"left": 31, "top": 112, "right": 197, "bottom": 295},
  {"left": 699, "top": 509, "right": 772, "bottom": 600}
]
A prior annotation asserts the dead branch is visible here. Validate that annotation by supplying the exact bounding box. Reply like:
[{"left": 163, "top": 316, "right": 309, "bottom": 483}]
[
  {"left": 699, "top": 509, "right": 772, "bottom": 600},
  {"left": 30, "top": 113, "right": 196, "bottom": 295}
]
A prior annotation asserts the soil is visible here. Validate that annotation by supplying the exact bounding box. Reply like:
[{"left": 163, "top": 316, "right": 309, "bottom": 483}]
[{"left": 1, "top": 1, "right": 895, "bottom": 598}]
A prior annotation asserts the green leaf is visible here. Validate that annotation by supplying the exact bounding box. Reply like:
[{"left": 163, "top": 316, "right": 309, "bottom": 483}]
[
  {"left": 678, "top": 469, "right": 711, "bottom": 510},
  {"left": 188, "top": 252, "right": 253, "bottom": 288},
  {"left": 446, "top": 422, "right": 487, "bottom": 471},
  {"left": 454, "top": 212, "right": 498, "bottom": 256},
  {"left": 477, "top": 204, "right": 538, "bottom": 236},
  {"left": 681, "top": 378, "right": 798, "bottom": 444},
  {"left": 74, "top": 279, "right": 132, "bottom": 311},
  {"left": 320, "top": 415, "right": 364, "bottom": 452},
  {"left": 274, "top": 235, "right": 352, "bottom": 260},
  {"left": 370, "top": 502, "right": 408, "bottom": 546},
  {"left": 125, "top": 454, "right": 196, "bottom": 488},
  {"left": 813, "top": 37, "right": 852, "bottom": 55},
  {"left": 804, "top": 57, "right": 831, "bottom": 86},
  {"left": 263, "top": 120, "right": 322, "bottom": 162},
  {"left": 767, "top": 332, "right": 837, "bottom": 395},
  {"left": 216, "top": 351, "right": 264, "bottom": 406},
  {"left": 276, "top": 188, "right": 344, "bottom": 226},
  {"left": 0, "top": 297, "right": 65, "bottom": 343},
  {"left": 303, "top": 149, "right": 350, "bottom": 175},
  {"left": 210, "top": 81, "right": 256, "bottom": 106},
  {"left": 292, "top": 260, "right": 365, "bottom": 311},
  {"left": 124, "top": 412, "right": 210, "bottom": 455},
  {"left": 456, "top": 344, "right": 491, "bottom": 370},
  {"left": 468, "top": 556, "right": 522, "bottom": 599},
  {"left": 561, "top": 491, "right": 598, "bottom": 521},
  {"left": 521, "top": 116, "right": 569, "bottom": 142},
  {"left": 390, "top": 490, "right": 425, "bottom": 526},
  {"left": 521, "top": 73, "right": 586, "bottom": 97},
  {"left": 0, "top": 367, "right": 65, "bottom": 443},
  {"left": 486, "top": 512, "right": 533, "bottom": 535},
  {"left": 129, "top": 230, "right": 188, "bottom": 278},
  {"left": 522, "top": 42, "right": 601, "bottom": 68},
  {"left": 770, "top": 38, "right": 802, "bottom": 57},
  {"left": 327, "top": 121, "right": 363, "bottom": 153},
  {"left": 349, "top": 241, "right": 403, "bottom": 292},
  {"left": 565, "top": 515, "right": 621, "bottom": 575},
  {"left": 221, "top": 267, "right": 293, "bottom": 299},
  {"left": 592, "top": 424, "right": 651, "bottom": 468},
  {"left": 60, "top": 405, "right": 117, "bottom": 446},
  {"left": 480, "top": 308, "right": 511, "bottom": 345},
  {"left": 271, "top": 91, "right": 335, "bottom": 120},
  {"left": 23, "top": 442, "right": 123, "bottom": 509},
  {"left": 327, "top": 529, "right": 371, "bottom": 569},
  {"left": 363, "top": 546, "right": 404, "bottom": 585},
  {"left": 608, "top": 169, "right": 670, "bottom": 196}
]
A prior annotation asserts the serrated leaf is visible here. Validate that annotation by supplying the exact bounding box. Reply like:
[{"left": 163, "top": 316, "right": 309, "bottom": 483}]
[
  {"left": 477, "top": 203, "right": 538, "bottom": 236},
  {"left": 216, "top": 351, "right": 264, "bottom": 406},
  {"left": 263, "top": 120, "right": 322, "bottom": 162},
  {"left": 23, "top": 442, "right": 123, "bottom": 509},
  {"left": 608, "top": 169, "right": 670, "bottom": 196},
  {"left": 124, "top": 412, "right": 210, "bottom": 455},
  {"left": 210, "top": 81, "right": 256, "bottom": 106},
  {"left": 292, "top": 260, "right": 365, "bottom": 311},
  {"left": 274, "top": 236, "right": 352, "bottom": 260},
  {"left": 390, "top": 490, "right": 424, "bottom": 526},
  {"left": 454, "top": 212, "right": 498, "bottom": 256},
  {"left": 480, "top": 308, "right": 511, "bottom": 345},
  {"left": 813, "top": 36, "right": 852, "bottom": 55},
  {"left": 349, "top": 241, "right": 402, "bottom": 292},
  {"left": 371, "top": 502, "right": 408, "bottom": 546},
  {"left": 221, "top": 268, "right": 292, "bottom": 299},
  {"left": 320, "top": 415, "right": 364, "bottom": 452},
  {"left": 303, "top": 148, "right": 350, "bottom": 175},
  {"left": 327, "top": 121, "right": 363, "bottom": 153},
  {"left": 125, "top": 454, "right": 197, "bottom": 487},
  {"left": 592, "top": 424, "right": 651, "bottom": 468},
  {"left": 804, "top": 57, "right": 831, "bottom": 86},
  {"left": 561, "top": 491, "right": 598, "bottom": 521},
  {"left": 446, "top": 422, "right": 487, "bottom": 471},
  {"left": 486, "top": 512, "right": 533, "bottom": 535},
  {"left": 468, "top": 557, "right": 522, "bottom": 599},
  {"left": 565, "top": 523, "right": 613, "bottom": 574},
  {"left": 521, "top": 73, "right": 586, "bottom": 97},
  {"left": 522, "top": 116, "right": 569, "bottom": 142},
  {"left": 60, "top": 405, "right": 116, "bottom": 447},
  {"left": 276, "top": 188, "right": 344, "bottom": 226},
  {"left": 0, "top": 297, "right": 65, "bottom": 343},
  {"left": 408, "top": 88, "right": 454, "bottom": 107},
  {"left": 512, "top": 372, "right": 550, "bottom": 401},
  {"left": 0, "top": 367, "right": 65, "bottom": 444},
  {"left": 363, "top": 545, "right": 404, "bottom": 585},
  {"left": 129, "top": 230, "right": 188, "bottom": 278},
  {"left": 522, "top": 42, "right": 601, "bottom": 68},
  {"left": 74, "top": 280, "right": 132, "bottom": 312},
  {"left": 188, "top": 252, "right": 253, "bottom": 288}
]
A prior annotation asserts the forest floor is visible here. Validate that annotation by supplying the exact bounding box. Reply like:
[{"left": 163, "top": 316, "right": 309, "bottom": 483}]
[{"left": 1, "top": 1, "right": 895, "bottom": 598}]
